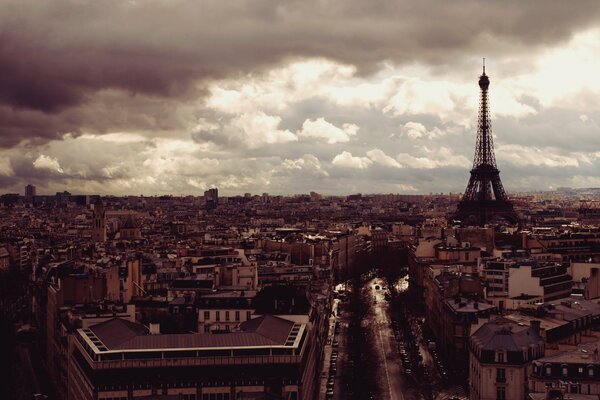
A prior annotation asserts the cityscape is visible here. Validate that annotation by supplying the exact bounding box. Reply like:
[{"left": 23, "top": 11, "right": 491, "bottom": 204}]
[{"left": 2, "top": 2, "right": 600, "bottom": 400}]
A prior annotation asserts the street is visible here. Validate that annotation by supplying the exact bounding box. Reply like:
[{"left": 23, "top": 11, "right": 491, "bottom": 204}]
[{"left": 366, "top": 277, "right": 421, "bottom": 400}]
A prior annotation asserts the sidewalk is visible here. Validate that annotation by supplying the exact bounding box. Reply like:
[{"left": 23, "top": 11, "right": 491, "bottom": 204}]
[{"left": 318, "top": 299, "right": 339, "bottom": 399}]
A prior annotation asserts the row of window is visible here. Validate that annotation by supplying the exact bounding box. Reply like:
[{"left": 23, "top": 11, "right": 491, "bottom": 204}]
[
  {"left": 203, "top": 310, "right": 252, "bottom": 322},
  {"left": 535, "top": 364, "right": 596, "bottom": 378}
]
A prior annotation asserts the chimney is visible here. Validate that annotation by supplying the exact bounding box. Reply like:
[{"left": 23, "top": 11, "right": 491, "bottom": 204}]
[
  {"left": 531, "top": 320, "right": 541, "bottom": 336},
  {"left": 149, "top": 323, "right": 160, "bottom": 335}
]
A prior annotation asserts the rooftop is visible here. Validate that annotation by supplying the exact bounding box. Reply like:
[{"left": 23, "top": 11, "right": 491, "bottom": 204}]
[
  {"left": 81, "top": 315, "right": 303, "bottom": 353},
  {"left": 471, "top": 317, "right": 544, "bottom": 352}
]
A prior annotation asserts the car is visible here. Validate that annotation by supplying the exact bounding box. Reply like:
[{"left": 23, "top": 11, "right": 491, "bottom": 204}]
[
  {"left": 326, "top": 388, "right": 334, "bottom": 398},
  {"left": 330, "top": 355, "right": 338, "bottom": 362},
  {"left": 332, "top": 349, "right": 338, "bottom": 356},
  {"left": 327, "top": 377, "right": 335, "bottom": 388},
  {"left": 330, "top": 365, "right": 337, "bottom": 374},
  {"left": 332, "top": 340, "right": 339, "bottom": 348}
]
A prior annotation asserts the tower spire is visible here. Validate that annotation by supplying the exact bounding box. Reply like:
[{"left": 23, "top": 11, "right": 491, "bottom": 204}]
[{"left": 482, "top": 57, "right": 485, "bottom": 75}]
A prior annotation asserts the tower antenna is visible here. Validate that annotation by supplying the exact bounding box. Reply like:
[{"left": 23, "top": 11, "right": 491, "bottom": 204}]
[{"left": 482, "top": 57, "right": 486, "bottom": 75}]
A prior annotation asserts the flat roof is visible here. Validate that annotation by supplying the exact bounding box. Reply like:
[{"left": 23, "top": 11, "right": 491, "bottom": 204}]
[{"left": 79, "top": 315, "right": 305, "bottom": 354}]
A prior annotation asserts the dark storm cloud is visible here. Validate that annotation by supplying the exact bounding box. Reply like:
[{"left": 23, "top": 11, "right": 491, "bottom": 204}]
[{"left": 1, "top": 0, "right": 600, "bottom": 145}]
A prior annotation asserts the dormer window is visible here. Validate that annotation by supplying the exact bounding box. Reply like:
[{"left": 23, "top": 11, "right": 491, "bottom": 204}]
[
  {"left": 497, "top": 351, "right": 505, "bottom": 363},
  {"left": 589, "top": 367, "right": 594, "bottom": 377}
]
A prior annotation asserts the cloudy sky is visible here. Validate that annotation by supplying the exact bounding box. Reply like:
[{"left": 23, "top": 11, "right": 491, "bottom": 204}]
[{"left": 2, "top": 1, "right": 600, "bottom": 196}]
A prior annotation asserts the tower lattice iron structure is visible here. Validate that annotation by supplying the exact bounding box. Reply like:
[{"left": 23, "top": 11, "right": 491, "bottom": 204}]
[{"left": 455, "top": 61, "right": 518, "bottom": 225}]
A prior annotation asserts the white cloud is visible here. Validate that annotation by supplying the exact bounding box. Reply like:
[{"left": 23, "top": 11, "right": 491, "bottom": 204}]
[
  {"left": 79, "top": 132, "right": 148, "bottom": 143},
  {"left": 230, "top": 112, "right": 297, "bottom": 148},
  {"left": 331, "top": 151, "right": 373, "bottom": 169},
  {"left": 206, "top": 59, "right": 356, "bottom": 115},
  {"left": 366, "top": 148, "right": 402, "bottom": 168},
  {"left": 33, "top": 155, "right": 64, "bottom": 173},
  {"left": 298, "top": 118, "right": 359, "bottom": 144},
  {"left": 396, "top": 146, "right": 471, "bottom": 169},
  {"left": 282, "top": 154, "right": 329, "bottom": 176},
  {"left": 0, "top": 157, "right": 13, "bottom": 176},
  {"left": 400, "top": 122, "right": 445, "bottom": 139},
  {"left": 496, "top": 144, "right": 589, "bottom": 167}
]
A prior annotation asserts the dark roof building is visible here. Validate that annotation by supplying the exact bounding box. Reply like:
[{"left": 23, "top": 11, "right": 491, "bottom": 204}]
[
  {"left": 470, "top": 318, "right": 545, "bottom": 400},
  {"left": 69, "top": 315, "right": 314, "bottom": 400}
]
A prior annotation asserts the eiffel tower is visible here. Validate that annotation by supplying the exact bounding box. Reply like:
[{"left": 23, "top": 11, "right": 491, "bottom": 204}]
[{"left": 455, "top": 61, "right": 518, "bottom": 225}]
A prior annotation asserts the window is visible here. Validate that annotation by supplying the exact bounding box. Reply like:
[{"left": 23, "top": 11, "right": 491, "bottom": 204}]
[
  {"left": 496, "top": 368, "right": 506, "bottom": 383},
  {"left": 589, "top": 367, "right": 594, "bottom": 377},
  {"left": 546, "top": 366, "right": 552, "bottom": 375},
  {"left": 235, "top": 311, "right": 240, "bottom": 321},
  {"left": 216, "top": 311, "right": 221, "bottom": 322},
  {"left": 579, "top": 367, "right": 584, "bottom": 374},
  {"left": 571, "top": 385, "right": 579, "bottom": 394},
  {"left": 496, "top": 386, "right": 506, "bottom": 400},
  {"left": 225, "top": 311, "right": 230, "bottom": 321},
  {"left": 246, "top": 311, "right": 252, "bottom": 320},
  {"left": 204, "top": 311, "right": 210, "bottom": 320},
  {"left": 562, "top": 366, "right": 568, "bottom": 376},
  {"left": 497, "top": 351, "right": 505, "bottom": 363}
]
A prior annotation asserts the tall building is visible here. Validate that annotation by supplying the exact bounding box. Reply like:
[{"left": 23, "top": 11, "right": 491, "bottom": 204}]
[
  {"left": 91, "top": 199, "right": 107, "bottom": 242},
  {"left": 204, "top": 188, "right": 219, "bottom": 210},
  {"left": 25, "top": 183, "right": 36, "bottom": 197},
  {"left": 455, "top": 61, "right": 518, "bottom": 225}
]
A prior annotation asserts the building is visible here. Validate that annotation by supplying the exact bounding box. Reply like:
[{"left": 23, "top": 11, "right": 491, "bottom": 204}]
[
  {"left": 25, "top": 183, "right": 36, "bottom": 197},
  {"left": 68, "top": 315, "right": 316, "bottom": 400},
  {"left": 91, "top": 199, "right": 107, "bottom": 242},
  {"left": 204, "top": 188, "right": 219, "bottom": 210},
  {"left": 424, "top": 269, "right": 496, "bottom": 375},
  {"left": 469, "top": 318, "right": 545, "bottom": 400},
  {"left": 508, "top": 262, "right": 572, "bottom": 302},
  {"left": 197, "top": 291, "right": 255, "bottom": 333},
  {"left": 530, "top": 340, "right": 600, "bottom": 397}
]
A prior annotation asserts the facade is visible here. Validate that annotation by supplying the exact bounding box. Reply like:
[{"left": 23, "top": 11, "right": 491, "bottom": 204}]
[
  {"left": 68, "top": 315, "right": 315, "bottom": 400},
  {"left": 196, "top": 292, "right": 255, "bottom": 333},
  {"left": 25, "top": 183, "right": 36, "bottom": 197},
  {"left": 508, "top": 262, "right": 572, "bottom": 302},
  {"left": 204, "top": 188, "right": 219, "bottom": 210},
  {"left": 424, "top": 269, "right": 496, "bottom": 375},
  {"left": 91, "top": 200, "right": 107, "bottom": 242},
  {"left": 469, "top": 318, "right": 545, "bottom": 400},
  {"left": 530, "top": 342, "right": 600, "bottom": 397}
]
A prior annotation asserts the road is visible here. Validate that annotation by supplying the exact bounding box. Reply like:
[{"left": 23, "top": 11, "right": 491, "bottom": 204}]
[{"left": 365, "top": 277, "right": 421, "bottom": 400}]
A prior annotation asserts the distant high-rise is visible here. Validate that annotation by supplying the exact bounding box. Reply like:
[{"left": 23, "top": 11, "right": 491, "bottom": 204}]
[
  {"left": 25, "top": 184, "right": 36, "bottom": 197},
  {"left": 91, "top": 198, "right": 107, "bottom": 242},
  {"left": 204, "top": 188, "right": 218, "bottom": 210},
  {"left": 455, "top": 61, "right": 518, "bottom": 225}
]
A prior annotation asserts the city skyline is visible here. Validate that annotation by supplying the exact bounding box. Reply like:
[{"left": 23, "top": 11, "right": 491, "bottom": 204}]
[{"left": 2, "top": 1, "right": 600, "bottom": 196}]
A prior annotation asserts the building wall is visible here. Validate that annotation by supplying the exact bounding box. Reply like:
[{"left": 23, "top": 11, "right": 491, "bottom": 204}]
[
  {"left": 198, "top": 308, "right": 254, "bottom": 332},
  {"left": 508, "top": 266, "right": 543, "bottom": 299},
  {"left": 469, "top": 353, "right": 530, "bottom": 400}
]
